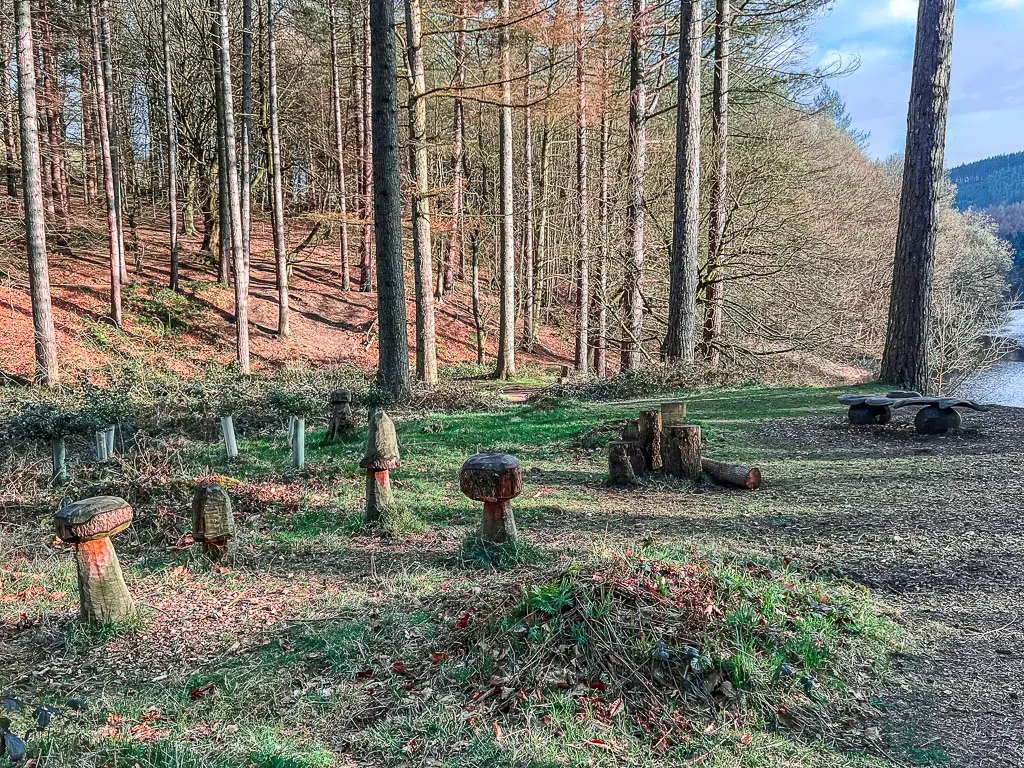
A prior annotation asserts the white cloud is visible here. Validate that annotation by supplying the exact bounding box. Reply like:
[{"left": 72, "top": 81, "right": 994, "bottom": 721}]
[
  {"left": 853, "top": 0, "right": 918, "bottom": 29},
  {"left": 979, "top": 0, "right": 1024, "bottom": 8},
  {"left": 883, "top": 0, "right": 918, "bottom": 22}
]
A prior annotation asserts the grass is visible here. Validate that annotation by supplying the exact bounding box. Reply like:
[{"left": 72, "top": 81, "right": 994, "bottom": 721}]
[{"left": 1, "top": 381, "right": 930, "bottom": 768}]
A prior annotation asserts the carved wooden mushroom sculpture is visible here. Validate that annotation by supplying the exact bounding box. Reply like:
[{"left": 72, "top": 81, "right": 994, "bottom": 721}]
[
  {"left": 460, "top": 453, "right": 522, "bottom": 544},
  {"left": 360, "top": 409, "right": 400, "bottom": 523},
  {"left": 192, "top": 484, "right": 235, "bottom": 559},
  {"left": 54, "top": 496, "right": 134, "bottom": 625}
]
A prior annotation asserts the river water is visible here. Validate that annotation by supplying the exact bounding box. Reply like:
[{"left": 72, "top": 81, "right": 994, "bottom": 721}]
[{"left": 959, "top": 309, "right": 1024, "bottom": 407}]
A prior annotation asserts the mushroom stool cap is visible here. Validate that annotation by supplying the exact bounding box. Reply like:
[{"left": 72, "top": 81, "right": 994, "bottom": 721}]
[
  {"left": 55, "top": 496, "right": 133, "bottom": 543},
  {"left": 460, "top": 452, "right": 523, "bottom": 502},
  {"left": 360, "top": 410, "right": 401, "bottom": 470}
]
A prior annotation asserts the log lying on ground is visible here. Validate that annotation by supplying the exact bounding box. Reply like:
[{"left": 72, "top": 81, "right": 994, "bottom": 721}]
[
  {"left": 661, "top": 425, "right": 701, "bottom": 480},
  {"left": 702, "top": 458, "right": 761, "bottom": 490}
]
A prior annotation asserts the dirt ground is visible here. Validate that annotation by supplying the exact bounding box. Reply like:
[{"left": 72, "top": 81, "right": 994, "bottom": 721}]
[{"left": 557, "top": 404, "right": 1024, "bottom": 766}]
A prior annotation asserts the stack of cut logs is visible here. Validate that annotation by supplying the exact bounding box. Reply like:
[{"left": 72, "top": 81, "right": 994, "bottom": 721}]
[{"left": 608, "top": 401, "right": 761, "bottom": 490}]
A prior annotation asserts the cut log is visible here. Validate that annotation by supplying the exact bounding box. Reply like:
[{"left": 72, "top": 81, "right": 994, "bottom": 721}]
[
  {"left": 365, "top": 469, "right": 396, "bottom": 523},
  {"left": 608, "top": 440, "right": 644, "bottom": 485},
  {"left": 637, "top": 409, "right": 662, "bottom": 471},
  {"left": 661, "top": 425, "right": 701, "bottom": 480},
  {"left": 914, "top": 405, "right": 961, "bottom": 435},
  {"left": 192, "top": 484, "right": 235, "bottom": 559},
  {"left": 702, "top": 458, "right": 761, "bottom": 490},
  {"left": 661, "top": 401, "right": 688, "bottom": 427},
  {"left": 325, "top": 388, "right": 357, "bottom": 442}
]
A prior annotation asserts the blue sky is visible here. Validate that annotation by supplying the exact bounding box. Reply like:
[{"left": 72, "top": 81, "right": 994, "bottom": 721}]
[{"left": 808, "top": 0, "right": 1024, "bottom": 167}]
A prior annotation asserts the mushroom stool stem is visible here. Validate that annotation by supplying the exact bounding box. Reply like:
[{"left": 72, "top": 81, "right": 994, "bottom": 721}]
[
  {"left": 481, "top": 500, "right": 518, "bottom": 543},
  {"left": 365, "top": 469, "right": 395, "bottom": 523},
  {"left": 75, "top": 537, "right": 133, "bottom": 624}
]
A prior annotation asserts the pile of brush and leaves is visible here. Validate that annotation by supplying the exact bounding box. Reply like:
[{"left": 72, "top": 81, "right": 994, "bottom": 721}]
[{"left": 434, "top": 552, "right": 899, "bottom": 748}]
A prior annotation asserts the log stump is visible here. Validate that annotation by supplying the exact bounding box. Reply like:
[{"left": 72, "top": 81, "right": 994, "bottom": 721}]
[
  {"left": 325, "top": 388, "right": 357, "bottom": 442},
  {"left": 621, "top": 419, "right": 641, "bottom": 442},
  {"left": 460, "top": 452, "right": 523, "bottom": 544},
  {"left": 637, "top": 409, "right": 662, "bottom": 471},
  {"left": 192, "top": 484, "right": 235, "bottom": 559},
  {"left": 608, "top": 440, "right": 645, "bottom": 485},
  {"left": 661, "top": 425, "right": 702, "bottom": 480},
  {"left": 702, "top": 458, "right": 761, "bottom": 489},
  {"left": 661, "top": 401, "right": 688, "bottom": 427},
  {"left": 55, "top": 496, "right": 134, "bottom": 625},
  {"left": 360, "top": 410, "right": 401, "bottom": 523}
]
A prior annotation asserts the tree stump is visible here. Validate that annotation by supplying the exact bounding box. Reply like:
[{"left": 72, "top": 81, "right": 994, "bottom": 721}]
[
  {"left": 637, "top": 409, "right": 662, "bottom": 471},
  {"left": 192, "top": 484, "right": 235, "bottom": 559},
  {"left": 360, "top": 410, "right": 400, "bottom": 523},
  {"left": 914, "top": 405, "right": 961, "bottom": 435},
  {"left": 54, "top": 496, "right": 134, "bottom": 625},
  {"left": 460, "top": 452, "right": 523, "bottom": 544},
  {"left": 608, "top": 440, "right": 645, "bottom": 485},
  {"left": 702, "top": 458, "right": 761, "bottom": 489},
  {"left": 661, "top": 401, "right": 688, "bottom": 427},
  {"left": 325, "top": 388, "right": 356, "bottom": 442},
  {"left": 662, "top": 425, "right": 701, "bottom": 480},
  {"left": 559, "top": 365, "right": 571, "bottom": 385},
  {"left": 621, "top": 419, "right": 640, "bottom": 442}
]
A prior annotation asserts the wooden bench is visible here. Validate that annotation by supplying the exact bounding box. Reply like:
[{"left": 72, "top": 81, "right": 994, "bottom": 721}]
[{"left": 838, "top": 392, "right": 989, "bottom": 434}]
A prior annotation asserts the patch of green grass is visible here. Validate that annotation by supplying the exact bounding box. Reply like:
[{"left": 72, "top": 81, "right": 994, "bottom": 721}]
[{"left": 455, "top": 534, "right": 544, "bottom": 570}]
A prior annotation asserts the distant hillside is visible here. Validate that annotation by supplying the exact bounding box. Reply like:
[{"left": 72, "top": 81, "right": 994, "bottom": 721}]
[
  {"left": 949, "top": 151, "right": 1024, "bottom": 210},
  {"left": 950, "top": 152, "right": 1024, "bottom": 293}
]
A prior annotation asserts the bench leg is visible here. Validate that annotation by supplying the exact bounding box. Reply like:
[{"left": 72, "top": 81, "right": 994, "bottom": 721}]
[{"left": 914, "top": 405, "right": 961, "bottom": 435}]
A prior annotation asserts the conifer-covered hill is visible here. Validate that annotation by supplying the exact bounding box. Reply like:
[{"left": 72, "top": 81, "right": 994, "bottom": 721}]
[{"left": 949, "top": 151, "right": 1024, "bottom": 210}]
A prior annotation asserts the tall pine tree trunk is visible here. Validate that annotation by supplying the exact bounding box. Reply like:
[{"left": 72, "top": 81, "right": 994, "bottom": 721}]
[
  {"left": 521, "top": 48, "right": 535, "bottom": 352},
  {"left": 493, "top": 0, "right": 515, "bottom": 380},
  {"left": 360, "top": 1, "right": 374, "bottom": 291},
  {"left": 574, "top": 0, "right": 589, "bottom": 373},
  {"left": 16, "top": 0, "right": 58, "bottom": 384},
  {"left": 98, "top": 0, "right": 125, "bottom": 282},
  {"left": 702, "top": 0, "right": 730, "bottom": 367},
  {"left": 240, "top": 0, "right": 253, "bottom": 283},
  {"left": 329, "top": 0, "right": 350, "bottom": 290},
  {"left": 267, "top": 0, "right": 289, "bottom": 336},
  {"left": 664, "top": 0, "right": 701, "bottom": 363},
  {"left": 443, "top": 0, "right": 465, "bottom": 293},
  {"left": 369, "top": 0, "right": 409, "bottom": 399},
  {"left": 405, "top": 0, "right": 437, "bottom": 383},
  {"left": 880, "top": 0, "right": 956, "bottom": 393},
  {"left": 621, "top": 0, "right": 646, "bottom": 372},
  {"left": 162, "top": 0, "right": 179, "bottom": 290},
  {"left": 89, "top": 0, "right": 121, "bottom": 325},
  {"left": 594, "top": 24, "right": 609, "bottom": 377},
  {"left": 214, "top": 0, "right": 251, "bottom": 369}
]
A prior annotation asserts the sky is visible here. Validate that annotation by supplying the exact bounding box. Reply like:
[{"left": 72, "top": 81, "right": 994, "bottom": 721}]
[{"left": 808, "top": 0, "right": 1024, "bottom": 168}]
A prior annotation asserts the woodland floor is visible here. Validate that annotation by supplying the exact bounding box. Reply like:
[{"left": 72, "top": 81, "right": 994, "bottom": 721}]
[{"left": 2, "top": 386, "right": 1022, "bottom": 767}]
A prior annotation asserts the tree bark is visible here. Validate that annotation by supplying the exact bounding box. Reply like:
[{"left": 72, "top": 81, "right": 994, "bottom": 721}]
[
  {"left": 89, "top": 0, "right": 121, "bottom": 326},
  {"left": 329, "top": 0, "right": 351, "bottom": 290},
  {"left": 702, "top": 458, "right": 761, "bottom": 489},
  {"left": 443, "top": 0, "right": 465, "bottom": 294},
  {"left": 1, "top": 28, "right": 17, "bottom": 197},
  {"left": 267, "top": 0, "right": 290, "bottom": 336},
  {"left": 360, "top": 1, "right": 374, "bottom": 291},
  {"left": 369, "top": 0, "right": 410, "bottom": 400},
  {"left": 594, "top": 30, "right": 609, "bottom": 377},
  {"left": 621, "top": 0, "right": 646, "bottom": 372},
  {"left": 98, "top": 0, "right": 126, "bottom": 282},
  {"left": 161, "top": 0, "right": 179, "bottom": 291},
  {"left": 493, "top": 0, "right": 516, "bottom": 380},
  {"left": 702, "top": 0, "right": 730, "bottom": 368},
  {"left": 214, "top": 0, "right": 251, "bottom": 371},
  {"left": 405, "top": 0, "right": 437, "bottom": 384},
  {"left": 15, "top": 0, "right": 58, "bottom": 385},
  {"left": 879, "top": 0, "right": 956, "bottom": 394},
  {"left": 521, "top": 46, "right": 535, "bottom": 351},
  {"left": 574, "top": 0, "right": 589, "bottom": 373},
  {"left": 664, "top": 0, "right": 702, "bottom": 363},
  {"left": 662, "top": 424, "right": 701, "bottom": 480},
  {"left": 241, "top": 0, "right": 253, "bottom": 283}
]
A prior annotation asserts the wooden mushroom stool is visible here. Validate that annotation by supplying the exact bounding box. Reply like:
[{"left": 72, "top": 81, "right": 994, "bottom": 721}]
[
  {"left": 55, "top": 496, "right": 134, "bottom": 625},
  {"left": 325, "top": 388, "right": 356, "bottom": 442},
  {"left": 360, "top": 409, "right": 400, "bottom": 523},
  {"left": 460, "top": 452, "right": 523, "bottom": 544},
  {"left": 191, "top": 484, "right": 235, "bottom": 559}
]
